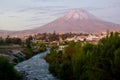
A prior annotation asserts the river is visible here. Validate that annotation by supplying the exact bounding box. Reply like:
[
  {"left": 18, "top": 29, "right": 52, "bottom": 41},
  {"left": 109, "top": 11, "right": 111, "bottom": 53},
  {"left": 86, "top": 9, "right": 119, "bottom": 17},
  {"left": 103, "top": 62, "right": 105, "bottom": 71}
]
[{"left": 15, "top": 49, "right": 58, "bottom": 80}]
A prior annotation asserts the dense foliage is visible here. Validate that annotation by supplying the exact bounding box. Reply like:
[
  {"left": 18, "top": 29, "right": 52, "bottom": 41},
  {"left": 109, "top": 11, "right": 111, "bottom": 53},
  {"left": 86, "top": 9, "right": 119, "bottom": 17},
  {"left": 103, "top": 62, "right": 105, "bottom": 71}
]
[
  {"left": 34, "top": 32, "right": 88, "bottom": 41},
  {"left": 0, "top": 56, "right": 21, "bottom": 80},
  {"left": 36, "top": 42, "right": 46, "bottom": 52},
  {"left": 45, "top": 32, "right": 120, "bottom": 80},
  {"left": 0, "top": 36, "right": 22, "bottom": 45},
  {"left": 0, "top": 37, "right": 4, "bottom": 45}
]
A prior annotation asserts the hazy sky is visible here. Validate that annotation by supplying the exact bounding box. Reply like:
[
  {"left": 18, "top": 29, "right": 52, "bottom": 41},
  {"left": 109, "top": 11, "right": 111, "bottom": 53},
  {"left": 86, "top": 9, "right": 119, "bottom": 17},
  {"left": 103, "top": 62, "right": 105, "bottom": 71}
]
[{"left": 0, "top": 0, "right": 120, "bottom": 31}]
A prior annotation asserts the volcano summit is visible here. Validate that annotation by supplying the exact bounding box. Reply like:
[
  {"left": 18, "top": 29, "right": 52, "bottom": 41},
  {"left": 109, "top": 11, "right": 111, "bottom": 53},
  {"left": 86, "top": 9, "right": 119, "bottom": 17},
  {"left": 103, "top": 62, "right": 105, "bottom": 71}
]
[{"left": 32, "top": 8, "right": 120, "bottom": 33}]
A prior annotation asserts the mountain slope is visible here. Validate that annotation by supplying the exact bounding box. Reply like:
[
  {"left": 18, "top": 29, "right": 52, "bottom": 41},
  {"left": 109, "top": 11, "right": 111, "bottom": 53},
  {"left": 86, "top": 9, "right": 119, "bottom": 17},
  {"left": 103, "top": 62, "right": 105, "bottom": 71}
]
[{"left": 33, "top": 8, "right": 120, "bottom": 33}]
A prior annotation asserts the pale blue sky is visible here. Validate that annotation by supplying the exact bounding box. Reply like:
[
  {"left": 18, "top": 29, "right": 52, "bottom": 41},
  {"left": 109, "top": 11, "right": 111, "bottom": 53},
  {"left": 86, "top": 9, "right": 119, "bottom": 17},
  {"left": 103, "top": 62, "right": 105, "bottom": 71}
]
[{"left": 0, "top": 0, "right": 120, "bottom": 31}]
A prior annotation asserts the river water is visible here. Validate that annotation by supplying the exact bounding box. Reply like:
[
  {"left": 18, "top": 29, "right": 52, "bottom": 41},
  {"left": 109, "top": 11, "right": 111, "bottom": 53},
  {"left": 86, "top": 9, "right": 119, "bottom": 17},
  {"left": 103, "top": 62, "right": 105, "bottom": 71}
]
[{"left": 15, "top": 49, "right": 58, "bottom": 80}]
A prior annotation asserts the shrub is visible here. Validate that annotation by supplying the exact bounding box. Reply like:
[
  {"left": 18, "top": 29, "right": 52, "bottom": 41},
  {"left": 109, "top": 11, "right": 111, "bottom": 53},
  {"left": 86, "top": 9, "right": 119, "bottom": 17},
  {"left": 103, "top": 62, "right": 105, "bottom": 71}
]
[{"left": 0, "top": 56, "right": 21, "bottom": 80}]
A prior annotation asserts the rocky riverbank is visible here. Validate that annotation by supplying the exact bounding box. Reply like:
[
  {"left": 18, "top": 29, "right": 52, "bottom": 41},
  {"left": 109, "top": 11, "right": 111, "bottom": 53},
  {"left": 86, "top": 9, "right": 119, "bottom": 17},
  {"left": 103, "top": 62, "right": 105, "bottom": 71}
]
[{"left": 0, "top": 49, "right": 25, "bottom": 64}]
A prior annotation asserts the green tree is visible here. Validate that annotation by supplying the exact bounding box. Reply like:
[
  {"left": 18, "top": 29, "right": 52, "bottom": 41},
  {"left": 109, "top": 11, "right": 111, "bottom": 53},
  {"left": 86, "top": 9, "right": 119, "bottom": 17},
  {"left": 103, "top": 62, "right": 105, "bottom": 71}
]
[
  {"left": 37, "top": 42, "right": 46, "bottom": 52},
  {"left": 0, "top": 56, "right": 21, "bottom": 80},
  {"left": 0, "top": 37, "right": 4, "bottom": 45},
  {"left": 25, "top": 37, "right": 33, "bottom": 59}
]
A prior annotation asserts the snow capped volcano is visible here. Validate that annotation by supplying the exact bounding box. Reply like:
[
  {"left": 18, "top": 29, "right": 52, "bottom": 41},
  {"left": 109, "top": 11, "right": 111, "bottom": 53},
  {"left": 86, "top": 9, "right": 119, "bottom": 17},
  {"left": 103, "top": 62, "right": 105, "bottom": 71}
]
[
  {"left": 32, "top": 8, "right": 120, "bottom": 33},
  {"left": 30, "top": 8, "right": 120, "bottom": 33},
  {"left": 63, "top": 9, "right": 95, "bottom": 20},
  {"left": 2, "top": 8, "right": 120, "bottom": 37}
]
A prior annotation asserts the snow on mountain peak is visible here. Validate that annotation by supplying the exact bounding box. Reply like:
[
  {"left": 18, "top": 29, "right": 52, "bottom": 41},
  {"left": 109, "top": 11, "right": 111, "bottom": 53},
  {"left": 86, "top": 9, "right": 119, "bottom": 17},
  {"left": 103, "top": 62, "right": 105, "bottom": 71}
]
[{"left": 63, "top": 8, "right": 95, "bottom": 20}]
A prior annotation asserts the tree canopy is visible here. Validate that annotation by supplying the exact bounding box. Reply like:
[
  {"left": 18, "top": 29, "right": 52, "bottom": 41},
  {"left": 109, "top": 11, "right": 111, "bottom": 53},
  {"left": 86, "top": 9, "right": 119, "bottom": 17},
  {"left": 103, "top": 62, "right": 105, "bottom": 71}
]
[
  {"left": 0, "top": 56, "right": 21, "bottom": 80},
  {"left": 45, "top": 32, "right": 120, "bottom": 80}
]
